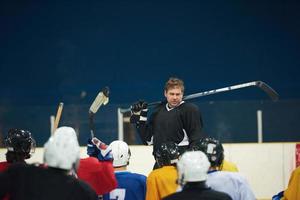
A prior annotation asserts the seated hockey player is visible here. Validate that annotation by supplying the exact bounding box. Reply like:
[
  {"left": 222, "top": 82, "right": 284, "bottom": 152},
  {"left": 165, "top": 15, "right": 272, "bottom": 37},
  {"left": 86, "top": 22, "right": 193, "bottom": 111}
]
[
  {"left": 163, "top": 151, "right": 232, "bottom": 200},
  {"left": 272, "top": 166, "right": 300, "bottom": 200},
  {"left": 221, "top": 159, "right": 239, "bottom": 172},
  {"left": 146, "top": 142, "right": 180, "bottom": 200},
  {"left": 192, "top": 137, "right": 256, "bottom": 200},
  {"left": 77, "top": 136, "right": 117, "bottom": 197},
  {"left": 0, "top": 128, "right": 36, "bottom": 172},
  {"left": 0, "top": 126, "right": 98, "bottom": 200},
  {"left": 0, "top": 128, "right": 36, "bottom": 200},
  {"left": 283, "top": 166, "right": 300, "bottom": 199},
  {"left": 103, "top": 140, "right": 146, "bottom": 200}
]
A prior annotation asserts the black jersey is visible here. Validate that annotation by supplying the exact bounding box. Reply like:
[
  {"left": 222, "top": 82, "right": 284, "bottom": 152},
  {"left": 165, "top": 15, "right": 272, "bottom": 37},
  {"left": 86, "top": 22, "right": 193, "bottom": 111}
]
[
  {"left": 162, "top": 182, "right": 232, "bottom": 200},
  {"left": 0, "top": 163, "right": 98, "bottom": 200},
  {"left": 137, "top": 101, "right": 203, "bottom": 154}
]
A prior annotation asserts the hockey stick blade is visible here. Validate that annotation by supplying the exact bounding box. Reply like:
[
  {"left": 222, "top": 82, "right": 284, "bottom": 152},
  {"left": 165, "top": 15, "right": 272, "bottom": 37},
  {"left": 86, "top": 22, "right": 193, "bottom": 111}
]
[
  {"left": 120, "top": 80, "right": 279, "bottom": 113},
  {"left": 89, "top": 87, "right": 110, "bottom": 138},
  {"left": 255, "top": 81, "right": 279, "bottom": 101},
  {"left": 89, "top": 87, "right": 110, "bottom": 114}
]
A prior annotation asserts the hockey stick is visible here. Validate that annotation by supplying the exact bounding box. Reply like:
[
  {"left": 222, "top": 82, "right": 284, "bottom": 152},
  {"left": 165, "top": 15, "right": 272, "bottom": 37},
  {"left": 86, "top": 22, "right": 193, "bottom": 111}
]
[
  {"left": 89, "top": 87, "right": 110, "bottom": 138},
  {"left": 53, "top": 102, "right": 64, "bottom": 134},
  {"left": 120, "top": 80, "right": 279, "bottom": 113}
]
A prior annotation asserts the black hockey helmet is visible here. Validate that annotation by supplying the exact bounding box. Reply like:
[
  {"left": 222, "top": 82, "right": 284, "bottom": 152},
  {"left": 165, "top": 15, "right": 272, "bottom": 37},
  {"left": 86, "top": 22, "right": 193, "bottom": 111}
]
[
  {"left": 4, "top": 128, "right": 36, "bottom": 159},
  {"left": 155, "top": 142, "right": 180, "bottom": 167},
  {"left": 191, "top": 137, "right": 224, "bottom": 168}
]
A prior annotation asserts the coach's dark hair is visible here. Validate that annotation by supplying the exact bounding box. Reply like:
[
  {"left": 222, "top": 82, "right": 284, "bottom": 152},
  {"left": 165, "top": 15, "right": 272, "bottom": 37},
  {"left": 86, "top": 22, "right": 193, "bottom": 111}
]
[{"left": 164, "top": 77, "right": 185, "bottom": 93}]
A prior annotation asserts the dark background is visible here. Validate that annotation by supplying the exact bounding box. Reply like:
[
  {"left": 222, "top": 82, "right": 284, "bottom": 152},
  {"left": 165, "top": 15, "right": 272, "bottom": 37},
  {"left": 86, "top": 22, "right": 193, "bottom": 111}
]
[{"left": 1, "top": 1, "right": 299, "bottom": 146}]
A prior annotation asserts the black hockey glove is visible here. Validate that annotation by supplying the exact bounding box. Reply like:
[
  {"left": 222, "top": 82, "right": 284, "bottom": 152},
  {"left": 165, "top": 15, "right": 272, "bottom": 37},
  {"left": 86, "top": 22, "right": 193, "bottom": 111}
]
[
  {"left": 130, "top": 100, "right": 148, "bottom": 126},
  {"left": 131, "top": 100, "right": 148, "bottom": 112}
]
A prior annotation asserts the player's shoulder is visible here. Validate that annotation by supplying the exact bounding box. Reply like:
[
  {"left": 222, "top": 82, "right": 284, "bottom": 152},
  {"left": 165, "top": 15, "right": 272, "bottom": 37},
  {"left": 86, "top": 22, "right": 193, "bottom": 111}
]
[
  {"left": 117, "top": 171, "right": 146, "bottom": 177},
  {"left": 128, "top": 171, "right": 146, "bottom": 177},
  {"left": 179, "top": 102, "right": 199, "bottom": 111},
  {"left": 0, "top": 161, "right": 10, "bottom": 172},
  {"left": 162, "top": 191, "right": 181, "bottom": 200},
  {"left": 7, "top": 162, "right": 29, "bottom": 170},
  {"left": 4, "top": 163, "right": 42, "bottom": 176},
  {"left": 222, "top": 160, "right": 239, "bottom": 172},
  {"left": 148, "top": 166, "right": 175, "bottom": 178},
  {"left": 80, "top": 156, "right": 98, "bottom": 164},
  {"left": 0, "top": 161, "right": 8, "bottom": 165},
  {"left": 292, "top": 166, "right": 300, "bottom": 174},
  {"left": 209, "top": 190, "right": 233, "bottom": 200},
  {"left": 74, "top": 178, "right": 98, "bottom": 198},
  {"left": 225, "top": 171, "right": 247, "bottom": 180},
  {"left": 152, "top": 102, "right": 166, "bottom": 113},
  {"left": 214, "top": 171, "right": 248, "bottom": 183},
  {"left": 80, "top": 157, "right": 112, "bottom": 168},
  {"left": 162, "top": 190, "right": 190, "bottom": 200},
  {"left": 147, "top": 168, "right": 161, "bottom": 179},
  {"left": 130, "top": 172, "right": 147, "bottom": 181},
  {"left": 79, "top": 157, "right": 100, "bottom": 171},
  {"left": 121, "top": 172, "right": 147, "bottom": 185}
]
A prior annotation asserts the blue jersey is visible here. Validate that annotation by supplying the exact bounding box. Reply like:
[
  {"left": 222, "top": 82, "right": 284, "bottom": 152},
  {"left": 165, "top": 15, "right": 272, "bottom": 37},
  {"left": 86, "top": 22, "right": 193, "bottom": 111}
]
[{"left": 103, "top": 171, "right": 146, "bottom": 200}]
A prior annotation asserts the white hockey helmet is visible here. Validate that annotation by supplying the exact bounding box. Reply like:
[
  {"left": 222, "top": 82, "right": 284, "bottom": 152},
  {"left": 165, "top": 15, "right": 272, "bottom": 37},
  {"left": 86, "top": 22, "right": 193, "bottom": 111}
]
[
  {"left": 108, "top": 140, "right": 131, "bottom": 167},
  {"left": 43, "top": 126, "right": 80, "bottom": 171},
  {"left": 177, "top": 151, "right": 210, "bottom": 186}
]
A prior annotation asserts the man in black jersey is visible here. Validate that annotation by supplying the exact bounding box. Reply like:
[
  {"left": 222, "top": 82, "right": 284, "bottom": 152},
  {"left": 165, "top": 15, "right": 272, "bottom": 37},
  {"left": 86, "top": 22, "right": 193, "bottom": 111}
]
[{"left": 130, "top": 77, "right": 204, "bottom": 167}]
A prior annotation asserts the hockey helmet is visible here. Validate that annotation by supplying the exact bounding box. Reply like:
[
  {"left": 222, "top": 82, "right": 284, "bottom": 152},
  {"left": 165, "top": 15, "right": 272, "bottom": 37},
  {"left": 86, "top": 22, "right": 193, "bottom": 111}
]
[
  {"left": 108, "top": 140, "right": 131, "bottom": 167},
  {"left": 191, "top": 137, "right": 224, "bottom": 167},
  {"left": 177, "top": 151, "right": 210, "bottom": 186},
  {"left": 155, "top": 142, "right": 180, "bottom": 167},
  {"left": 43, "top": 126, "right": 80, "bottom": 170},
  {"left": 4, "top": 128, "right": 36, "bottom": 159}
]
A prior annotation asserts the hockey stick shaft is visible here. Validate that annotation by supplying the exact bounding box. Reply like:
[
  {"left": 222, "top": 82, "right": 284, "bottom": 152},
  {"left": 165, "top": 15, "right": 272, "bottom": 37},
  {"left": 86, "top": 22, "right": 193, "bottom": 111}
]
[
  {"left": 53, "top": 102, "right": 64, "bottom": 134},
  {"left": 120, "top": 80, "right": 279, "bottom": 113},
  {"left": 89, "top": 112, "right": 95, "bottom": 138},
  {"left": 183, "top": 81, "right": 278, "bottom": 101}
]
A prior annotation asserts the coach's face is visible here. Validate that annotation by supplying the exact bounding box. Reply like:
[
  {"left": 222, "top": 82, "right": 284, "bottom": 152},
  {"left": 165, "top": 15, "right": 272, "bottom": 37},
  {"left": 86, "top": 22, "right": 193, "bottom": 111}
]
[{"left": 164, "top": 86, "right": 183, "bottom": 108}]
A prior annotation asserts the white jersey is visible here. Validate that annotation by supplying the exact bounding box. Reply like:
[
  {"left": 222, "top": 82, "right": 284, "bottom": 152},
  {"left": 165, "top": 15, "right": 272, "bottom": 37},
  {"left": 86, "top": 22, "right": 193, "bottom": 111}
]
[{"left": 206, "top": 170, "right": 256, "bottom": 200}]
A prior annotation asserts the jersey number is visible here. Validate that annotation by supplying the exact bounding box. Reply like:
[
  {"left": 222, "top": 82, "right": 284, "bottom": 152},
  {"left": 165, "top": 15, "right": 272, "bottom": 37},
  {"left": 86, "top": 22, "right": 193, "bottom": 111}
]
[{"left": 109, "top": 188, "right": 126, "bottom": 200}]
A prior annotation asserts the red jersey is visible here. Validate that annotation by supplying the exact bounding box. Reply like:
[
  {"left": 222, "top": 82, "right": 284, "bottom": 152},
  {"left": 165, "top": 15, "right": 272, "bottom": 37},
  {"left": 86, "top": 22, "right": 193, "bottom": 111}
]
[
  {"left": 77, "top": 157, "right": 117, "bottom": 195},
  {"left": 0, "top": 161, "right": 11, "bottom": 200},
  {"left": 0, "top": 162, "right": 11, "bottom": 172}
]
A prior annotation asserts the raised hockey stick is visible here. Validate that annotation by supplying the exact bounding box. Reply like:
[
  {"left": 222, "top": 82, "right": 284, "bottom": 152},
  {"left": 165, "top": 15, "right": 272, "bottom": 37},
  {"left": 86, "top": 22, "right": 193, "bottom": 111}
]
[
  {"left": 53, "top": 102, "right": 64, "bottom": 134},
  {"left": 89, "top": 87, "right": 110, "bottom": 138},
  {"left": 120, "top": 80, "right": 279, "bottom": 113}
]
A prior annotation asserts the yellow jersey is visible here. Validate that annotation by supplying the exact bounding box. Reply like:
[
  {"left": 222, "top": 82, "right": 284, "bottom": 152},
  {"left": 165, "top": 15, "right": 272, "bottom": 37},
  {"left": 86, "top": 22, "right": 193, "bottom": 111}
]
[
  {"left": 221, "top": 160, "right": 239, "bottom": 172},
  {"left": 146, "top": 166, "right": 178, "bottom": 200},
  {"left": 283, "top": 166, "right": 300, "bottom": 200}
]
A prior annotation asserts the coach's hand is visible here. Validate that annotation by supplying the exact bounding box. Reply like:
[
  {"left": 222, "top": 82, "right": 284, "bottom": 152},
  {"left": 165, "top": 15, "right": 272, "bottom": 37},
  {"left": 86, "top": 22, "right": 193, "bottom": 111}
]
[
  {"left": 131, "top": 100, "right": 148, "bottom": 113},
  {"left": 130, "top": 100, "right": 148, "bottom": 126}
]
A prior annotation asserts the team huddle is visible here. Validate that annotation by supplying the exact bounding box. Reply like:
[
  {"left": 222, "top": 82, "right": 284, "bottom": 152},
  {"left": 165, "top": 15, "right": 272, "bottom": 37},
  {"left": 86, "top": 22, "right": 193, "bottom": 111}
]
[
  {"left": 0, "top": 127, "right": 252, "bottom": 200},
  {"left": 0, "top": 77, "right": 297, "bottom": 200}
]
